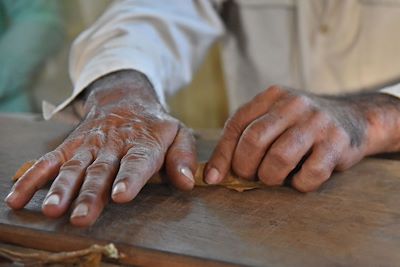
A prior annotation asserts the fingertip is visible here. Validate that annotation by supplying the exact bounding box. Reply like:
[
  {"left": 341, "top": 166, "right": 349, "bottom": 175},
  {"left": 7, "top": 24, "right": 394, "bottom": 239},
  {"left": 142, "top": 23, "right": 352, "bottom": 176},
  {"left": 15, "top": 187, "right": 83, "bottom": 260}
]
[
  {"left": 204, "top": 167, "right": 222, "bottom": 185},
  {"left": 112, "top": 182, "right": 127, "bottom": 196},
  {"left": 42, "top": 194, "right": 66, "bottom": 218},
  {"left": 291, "top": 175, "right": 316, "bottom": 193},
  {"left": 177, "top": 166, "right": 195, "bottom": 191},
  {"left": 5, "top": 191, "right": 25, "bottom": 210},
  {"left": 165, "top": 162, "right": 196, "bottom": 191},
  {"left": 164, "top": 125, "right": 197, "bottom": 190},
  {"left": 205, "top": 142, "right": 233, "bottom": 185},
  {"left": 111, "top": 180, "right": 138, "bottom": 203},
  {"left": 70, "top": 203, "right": 95, "bottom": 227},
  {"left": 111, "top": 181, "right": 135, "bottom": 203}
]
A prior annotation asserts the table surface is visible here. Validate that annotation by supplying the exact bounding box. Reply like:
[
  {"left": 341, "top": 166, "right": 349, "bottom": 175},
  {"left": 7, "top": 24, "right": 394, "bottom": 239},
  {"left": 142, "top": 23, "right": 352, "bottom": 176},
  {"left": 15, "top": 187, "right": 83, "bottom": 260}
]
[{"left": 0, "top": 114, "right": 400, "bottom": 267}]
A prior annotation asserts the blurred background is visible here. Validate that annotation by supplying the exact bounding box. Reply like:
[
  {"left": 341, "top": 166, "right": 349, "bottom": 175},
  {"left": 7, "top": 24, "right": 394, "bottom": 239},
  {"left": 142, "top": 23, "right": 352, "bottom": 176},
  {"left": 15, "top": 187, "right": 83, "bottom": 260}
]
[{"left": 2, "top": 0, "right": 228, "bottom": 129}]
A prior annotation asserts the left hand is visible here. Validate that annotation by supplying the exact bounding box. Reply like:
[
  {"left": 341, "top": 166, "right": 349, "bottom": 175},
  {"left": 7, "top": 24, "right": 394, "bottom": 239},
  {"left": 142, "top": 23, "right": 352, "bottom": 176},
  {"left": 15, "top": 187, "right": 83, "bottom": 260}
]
[
  {"left": 204, "top": 85, "right": 400, "bottom": 192},
  {"left": 5, "top": 70, "right": 197, "bottom": 227}
]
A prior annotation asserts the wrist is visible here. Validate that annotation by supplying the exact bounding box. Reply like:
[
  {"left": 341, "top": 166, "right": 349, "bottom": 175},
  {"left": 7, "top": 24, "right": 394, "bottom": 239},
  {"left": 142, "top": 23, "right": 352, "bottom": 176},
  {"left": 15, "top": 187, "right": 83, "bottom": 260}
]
[
  {"left": 83, "top": 70, "right": 162, "bottom": 115},
  {"left": 351, "top": 93, "right": 400, "bottom": 155}
]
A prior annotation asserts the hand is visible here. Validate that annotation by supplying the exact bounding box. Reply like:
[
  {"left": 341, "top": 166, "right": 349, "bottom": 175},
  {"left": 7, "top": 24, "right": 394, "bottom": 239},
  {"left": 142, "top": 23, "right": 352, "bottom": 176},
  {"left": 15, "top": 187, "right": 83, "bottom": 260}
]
[
  {"left": 5, "top": 70, "right": 197, "bottom": 226},
  {"left": 205, "top": 85, "right": 400, "bottom": 192}
]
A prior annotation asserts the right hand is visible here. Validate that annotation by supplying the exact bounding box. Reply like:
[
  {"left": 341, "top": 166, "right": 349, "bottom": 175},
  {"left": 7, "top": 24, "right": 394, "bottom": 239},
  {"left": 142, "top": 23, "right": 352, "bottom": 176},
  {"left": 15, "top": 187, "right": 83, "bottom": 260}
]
[{"left": 5, "top": 70, "right": 197, "bottom": 227}]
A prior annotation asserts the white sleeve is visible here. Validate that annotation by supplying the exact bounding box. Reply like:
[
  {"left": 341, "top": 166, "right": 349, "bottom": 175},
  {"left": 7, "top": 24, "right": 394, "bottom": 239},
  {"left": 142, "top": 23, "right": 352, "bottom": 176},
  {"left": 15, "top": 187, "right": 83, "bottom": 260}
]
[
  {"left": 380, "top": 83, "right": 400, "bottom": 99},
  {"left": 43, "top": 0, "right": 224, "bottom": 120}
]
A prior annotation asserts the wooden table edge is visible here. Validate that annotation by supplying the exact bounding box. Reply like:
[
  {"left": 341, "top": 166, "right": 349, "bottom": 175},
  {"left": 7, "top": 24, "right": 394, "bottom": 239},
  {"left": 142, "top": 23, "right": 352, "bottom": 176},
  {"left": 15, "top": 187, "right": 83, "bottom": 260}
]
[{"left": 0, "top": 223, "right": 241, "bottom": 267}]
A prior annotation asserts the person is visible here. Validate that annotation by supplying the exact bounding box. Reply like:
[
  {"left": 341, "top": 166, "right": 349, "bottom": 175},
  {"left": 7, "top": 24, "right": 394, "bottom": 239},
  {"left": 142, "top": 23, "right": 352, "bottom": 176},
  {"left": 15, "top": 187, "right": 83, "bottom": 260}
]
[
  {"left": 0, "top": 0, "right": 63, "bottom": 112},
  {"left": 5, "top": 0, "right": 400, "bottom": 227}
]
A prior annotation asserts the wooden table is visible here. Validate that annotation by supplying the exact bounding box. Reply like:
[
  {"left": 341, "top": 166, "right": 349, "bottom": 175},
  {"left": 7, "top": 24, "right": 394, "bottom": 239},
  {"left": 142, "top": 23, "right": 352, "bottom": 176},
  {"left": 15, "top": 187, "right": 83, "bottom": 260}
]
[{"left": 0, "top": 114, "right": 399, "bottom": 267}]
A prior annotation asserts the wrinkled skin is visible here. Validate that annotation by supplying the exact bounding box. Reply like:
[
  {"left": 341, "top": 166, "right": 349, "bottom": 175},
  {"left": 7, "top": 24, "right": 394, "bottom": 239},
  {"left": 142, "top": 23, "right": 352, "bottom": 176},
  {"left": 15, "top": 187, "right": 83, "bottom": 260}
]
[
  {"left": 5, "top": 70, "right": 197, "bottom": 227},
  {"left": 204, "top": 85, "right": 400, "bottom": 191},
  {"left": 5, "top": 70, "right": 400, "bottom": 227}
]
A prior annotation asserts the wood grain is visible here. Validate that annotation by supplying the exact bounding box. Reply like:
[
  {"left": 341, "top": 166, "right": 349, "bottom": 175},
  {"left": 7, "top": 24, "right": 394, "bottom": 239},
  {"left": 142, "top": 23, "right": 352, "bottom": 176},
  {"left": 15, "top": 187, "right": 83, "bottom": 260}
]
[{"left": 0, "top": 114, "right": 400, "bottom": 267}]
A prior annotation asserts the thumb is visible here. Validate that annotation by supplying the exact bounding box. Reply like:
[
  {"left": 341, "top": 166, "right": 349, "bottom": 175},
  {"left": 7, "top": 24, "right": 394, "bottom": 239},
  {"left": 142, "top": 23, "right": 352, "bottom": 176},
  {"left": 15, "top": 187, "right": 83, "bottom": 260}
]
[{"left": 165, "top": 125, "right": 197, "bottom": 191}]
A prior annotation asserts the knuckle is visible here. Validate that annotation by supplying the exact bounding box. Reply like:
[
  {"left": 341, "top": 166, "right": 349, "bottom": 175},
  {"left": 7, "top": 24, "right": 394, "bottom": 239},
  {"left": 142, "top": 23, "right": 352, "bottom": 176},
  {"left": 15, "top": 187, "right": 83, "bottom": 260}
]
[
  {"left": 312, "top": 110, "right": 330, "bottom": 123},
  {"left": 331, "top": 127, "right": 350, "bottom": 143},
  {"left": 241, "top": 126, "right": 265, "bottom": 147},
  {"left": 80, "top": 175, "right": 106, "bottom": 195},
  {"left": 122, "top": 153, "right": 141, "bottom": 163},
  {"left": 286, "top": 128, "right": 307, "bottom": 146},
  {"left": 290, "top": 94, "right": 311, "bottom": 109},
  {"left": 135, "top": 135, "right": 163, "bottom": 151},
  {"left": 257, "top": 161, "right": 286, "bottom": 186},
  {"left": 51, "top": 176, "right": 73, "bottom": 191},
  {"left": 123, "top": 146, "right": 158, "bottom": 162},
  {"left": 179, "top": 126, "right": 196, "bottom": 143},
  {"left": 224, "top": 117, "right": 242, "bottom": 137},
  {"left": 318, "top": 141, "right": 342, "bottom": 165},
  {"left": 169, "top": 137, "right": 196, "bottom": 154},
  {"left": 87, "top": 131, "right": 106, "bottom": 147},
  {"left": 87, "top": 161, "right": 114, "bottom": 173},
  {"left": 61, "top": 159, "right": 86, "bottom": 171},
  {"left": 12, "top": 180, "right": 28, "bottom": 192},
  {"left": 268, "top": 148, "right": 293, "bottom": 168},
  {"left": 35, "top": 158, "right": 51, "bottom": 169},
  {"left": 326, "top": 148, "right": 341, "bottom": 165},
  {"left": 40, "top": 151, "right": 63, "bottom": 166},
  {"left": 267, "top": 84, "right": 285, "bottom": 95},
  {"left": 232, "top": 163, "right": 254, "bottom": 180},
  {"left": 170, "top": 150, "right": 196, "bottom": 162},
  {"left": 80, "top": 146, "right": 98, "bottom": 159},
  {"left": 77, "top": 190, "right": 98, "bottom": 203},
  {"left": 305, "top": 164, "right": 329, "bottom": 181}
]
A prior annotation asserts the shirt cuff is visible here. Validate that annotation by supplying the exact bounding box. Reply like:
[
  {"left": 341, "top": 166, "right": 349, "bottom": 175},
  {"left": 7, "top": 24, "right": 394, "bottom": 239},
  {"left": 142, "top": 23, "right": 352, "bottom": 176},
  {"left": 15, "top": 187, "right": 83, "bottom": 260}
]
[
  {"left": 380, "top": 83, "right": 400, "bottom": 99},
  {"left": 43, "top": 52, "right": 166, "bottom": 120}
]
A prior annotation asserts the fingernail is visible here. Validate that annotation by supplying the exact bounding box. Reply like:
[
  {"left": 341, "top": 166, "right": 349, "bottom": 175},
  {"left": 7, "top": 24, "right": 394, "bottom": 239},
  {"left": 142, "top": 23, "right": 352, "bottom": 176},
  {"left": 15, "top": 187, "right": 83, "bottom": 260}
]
[
  {"left": 71, "top": 203, "right": 88, "bottom": 218},
  {"left": 112, "top": 182, "right": 126, "bottom": 196},
  {"left": 4, "top": 191, "right": 17, "bottom": 203},
  {"left": 205, "top": 168, "right": 220, "bottom": 184},
  {"left": 44, "top": 194, "right": 60, "bottom": 206},
  {"left": 180, "top": 167, "right": 194, "bottom": 183}
]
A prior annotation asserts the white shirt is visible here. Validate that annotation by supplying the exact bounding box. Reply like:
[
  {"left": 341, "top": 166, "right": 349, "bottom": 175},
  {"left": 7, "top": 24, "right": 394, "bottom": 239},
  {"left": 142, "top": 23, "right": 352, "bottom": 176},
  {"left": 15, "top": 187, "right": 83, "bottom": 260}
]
[{"left": 43, "top": 0, "right": 400, "bottom": 119}]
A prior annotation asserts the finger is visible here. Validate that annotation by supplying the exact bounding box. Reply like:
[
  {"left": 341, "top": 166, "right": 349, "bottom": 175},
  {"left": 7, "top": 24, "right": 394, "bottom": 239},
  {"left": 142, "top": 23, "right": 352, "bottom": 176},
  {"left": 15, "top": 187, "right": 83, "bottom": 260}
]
[
  {"left": 70, "top": 145, "right": 121, "bottom": 227},
  {"left": 257, "top": 112, "right": 325, "bottom": 186},
  {"left": 42, "top": 131, "right": 103, "bottom": 218},
  {"left": 292, "top": 131, "right": 345, "bottom": 192},
  {"left": 111, "top": 142, "right": 168, "bottom": 204},
  {"left": 5, "top": 149, "right": 69, "bottom": 210},
  {"left": 42, "top": 149, "right": 94, "bottom": 218},
  {"left": 232, "top": 95, "right": 312, "bottom": 179},
  {"left": 205, "top": 85, "right": 285, "bottom": 184},
  {"left": 165, "top": 126, "right": 197, "bottom": 191}
]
